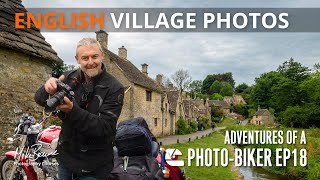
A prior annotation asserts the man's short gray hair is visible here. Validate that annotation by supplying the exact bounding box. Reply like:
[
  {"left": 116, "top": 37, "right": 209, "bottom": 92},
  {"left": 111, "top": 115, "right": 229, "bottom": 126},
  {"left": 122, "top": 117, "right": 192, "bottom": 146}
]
[{"left": 76, "top": 38, "right": 103, "bottom": 55}]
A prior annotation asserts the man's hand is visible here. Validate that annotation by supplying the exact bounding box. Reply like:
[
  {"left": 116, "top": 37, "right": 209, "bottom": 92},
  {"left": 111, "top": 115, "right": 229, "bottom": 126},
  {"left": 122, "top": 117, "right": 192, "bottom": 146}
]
[
  {"left": 57, "top": 96, "right": 73, "bottom": 113},
  {"left": 44, "top": 75, "right": 65, "bottom": 95}
]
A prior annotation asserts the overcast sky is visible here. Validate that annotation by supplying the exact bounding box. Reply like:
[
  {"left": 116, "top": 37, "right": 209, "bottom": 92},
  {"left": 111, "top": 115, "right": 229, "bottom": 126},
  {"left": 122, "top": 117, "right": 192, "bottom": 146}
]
[{"left": 22, "top": 0, "right": 320, "bottom": 85}]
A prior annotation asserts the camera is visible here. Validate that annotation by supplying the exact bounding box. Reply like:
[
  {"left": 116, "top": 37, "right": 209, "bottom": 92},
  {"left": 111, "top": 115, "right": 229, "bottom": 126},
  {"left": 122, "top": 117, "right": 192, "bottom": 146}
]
[{"left": 45, "top": 80, "right": 74, "bottom": 112}]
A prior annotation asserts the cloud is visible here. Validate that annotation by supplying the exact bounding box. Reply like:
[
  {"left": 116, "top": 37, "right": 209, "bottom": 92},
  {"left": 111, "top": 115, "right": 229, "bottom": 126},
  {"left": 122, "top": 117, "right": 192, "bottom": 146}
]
[{"left": 23, "top": 1, "right": 320, "bottom": 86}]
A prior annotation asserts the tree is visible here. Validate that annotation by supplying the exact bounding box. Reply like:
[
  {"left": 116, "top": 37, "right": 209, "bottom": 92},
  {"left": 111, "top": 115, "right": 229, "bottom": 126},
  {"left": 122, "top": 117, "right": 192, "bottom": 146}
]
[
  {"left": 210, "top": 93, "right": 224, "bottom": 100},
  {"left": 299, "top": 77, "right": 320, "bottom": 104},
  {"left": 232, "top": 104, "right": 249, "bottom": 118},
  {"left": 311, "top": 63, "right": 320, "bottom": 78},
  {"left": 271, "top": 77, "right": 300, "bottom": 113},
  {"left": 189, "top": 80, "right": 203, "bottom": 95},
  {"left": 64, "top": 64, "right": 78, "bottom": 71},
  {"left": 201, "top": 72, "right": 235, "bottom": 94},
  {"left": 277, "top": 58, "right": 310, "bottom": 82},
  {"left": 202, "top": 75, "right": 215, "bottom": 94},
  {"left": 209, "top": 80, "right": 233, "bottom": 96},
  {"left": 209, "top": 80, "right": 222, "bottom": 93},
  {"left": 51, "top": 63, "right": 64, "bottom": 78},
  {"left": 280, "top": 104, "right": 320, "bottom": 128},
  {"left": 220, "top": 82, "right": 233, "bottom": 96},
  {"left": 196, "top": 93, "right": 209, "bottom": 100},
  {"left": 251, "top": 71, "right": 284, "bottom": 109},
  {"left": 51, "top": 63, "right": 79, "bottom": 78},
  {"left": 235, "top": 83, "right": 249, "bottom": 94},
  {"left": 171, "top": 69, "right": 192, "bottom": 93},
  {"left": 214, "top": 72, "right": 235, "bottom": 87}
]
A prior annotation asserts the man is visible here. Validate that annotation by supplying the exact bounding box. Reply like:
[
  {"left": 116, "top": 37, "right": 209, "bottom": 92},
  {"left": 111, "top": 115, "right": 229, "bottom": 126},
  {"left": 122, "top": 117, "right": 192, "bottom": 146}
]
[{"left": 35, "top": 38, "right": 124, "bottom": 179}]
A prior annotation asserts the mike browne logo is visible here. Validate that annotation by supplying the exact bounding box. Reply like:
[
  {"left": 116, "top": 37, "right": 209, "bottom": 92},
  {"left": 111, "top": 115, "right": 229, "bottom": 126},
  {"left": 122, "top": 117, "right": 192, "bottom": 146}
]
[{"left": 165, "top": 148, "right": 184, "bottom": 166}]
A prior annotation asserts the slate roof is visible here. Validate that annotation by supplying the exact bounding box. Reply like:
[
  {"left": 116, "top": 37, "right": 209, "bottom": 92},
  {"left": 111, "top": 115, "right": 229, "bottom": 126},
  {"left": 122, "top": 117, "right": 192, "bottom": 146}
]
[
  {"left": 223, "top": 96, "right": 234, "bottom": 105},
  {"left": 208, "top": 100, "right": 229, "bottom": 108},
  {"left": 223, "top": 95, "right": 247, "bottom": 105},
  {"left": 254, "top": 109, "right": 269, "bottom": 116},
  {"left": 0, "top": 0, "right": 61, "bottom": 63},
  {"left": 183, "top": 99, "right": 194, "bottom": 117},
  {"left": 167, "top": 90, "right": 180, "bottom": 113},
  {"left": 106, "top": 50, "right": 163, "bottom": 93},
  {"left": 233, "top": 95, "right": 247, "bottom": 104}
]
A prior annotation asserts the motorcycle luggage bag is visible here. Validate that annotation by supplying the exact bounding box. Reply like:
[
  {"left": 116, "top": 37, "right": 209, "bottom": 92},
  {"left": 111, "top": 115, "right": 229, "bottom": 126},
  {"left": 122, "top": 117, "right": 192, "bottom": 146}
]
[
  {"left": 118, "top": 117, "right": 157, "bottom": 141},
  {"left": 115, "top": 124, "right": 152, "bottom": 157}
]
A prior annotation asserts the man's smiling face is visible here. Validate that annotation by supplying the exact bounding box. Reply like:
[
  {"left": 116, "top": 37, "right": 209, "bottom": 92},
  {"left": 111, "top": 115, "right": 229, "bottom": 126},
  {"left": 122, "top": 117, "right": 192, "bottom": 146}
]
[{"left": 76, "top": 44, "right": 103, "bottom": 79}]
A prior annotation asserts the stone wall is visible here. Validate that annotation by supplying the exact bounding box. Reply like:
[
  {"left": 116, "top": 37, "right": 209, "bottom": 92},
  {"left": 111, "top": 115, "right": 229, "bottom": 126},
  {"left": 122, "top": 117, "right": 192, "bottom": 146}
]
[
  {"left": 106, "top": 58, "right": 135, "bottom": 123},
  {"left": 118, "top": 86, "right": 134, "bottom": 123},
  {"left": 0, "top": 48, "right": 52, "bottom": 154},
  {"left": 106, "top": 58, "right": 167, "bottom": 137},
  {"left": 131, "top": 85, "right": 163, "bottom": 136},
  {"left": 162, "top": 96, "right": 172, "bottom": 136}
]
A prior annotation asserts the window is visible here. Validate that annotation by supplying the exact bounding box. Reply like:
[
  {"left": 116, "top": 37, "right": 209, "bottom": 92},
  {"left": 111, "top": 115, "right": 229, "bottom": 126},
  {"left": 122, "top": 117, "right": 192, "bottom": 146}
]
[
  {"left": 154, "top": 118, "right": 158, "bottom": 127},
  {"left": 165, "top": 103, "right": 168, "bottom": 111},
  {"left": 165, "top": 119, "right": 167, "bottom": 127},
  {"left": 146, "top": 90, "right": 152, "bottom": 101}
]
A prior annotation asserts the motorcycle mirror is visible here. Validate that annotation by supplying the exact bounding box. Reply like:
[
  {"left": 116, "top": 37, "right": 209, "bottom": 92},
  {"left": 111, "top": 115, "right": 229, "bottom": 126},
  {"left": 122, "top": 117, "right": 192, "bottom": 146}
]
[
  {"left": 13, "top": 106, "right": 22, "bottom": 115},
  {"left": 5, "top": 138, "right": 14, "bottom": 145}
]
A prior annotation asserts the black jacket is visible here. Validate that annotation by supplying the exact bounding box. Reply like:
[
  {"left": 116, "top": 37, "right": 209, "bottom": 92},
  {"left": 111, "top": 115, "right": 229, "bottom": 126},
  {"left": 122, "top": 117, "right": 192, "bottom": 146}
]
[{"left": 34, "top": 64, "right": 124, "bottom": 179}]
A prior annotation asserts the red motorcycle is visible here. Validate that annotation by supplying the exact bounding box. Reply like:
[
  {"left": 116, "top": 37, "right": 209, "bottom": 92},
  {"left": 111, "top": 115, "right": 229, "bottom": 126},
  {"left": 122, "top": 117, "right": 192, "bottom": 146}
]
[
  {"left": 1, "top": 110, "right": 188, "bottom": 180},
  {"left": 1, "top": 110, "right": 60, "bottom": 180}
]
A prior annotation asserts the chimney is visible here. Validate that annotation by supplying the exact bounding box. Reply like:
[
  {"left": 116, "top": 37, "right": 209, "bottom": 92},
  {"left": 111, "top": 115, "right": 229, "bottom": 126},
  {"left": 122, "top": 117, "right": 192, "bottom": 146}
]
[
  {"left": 168, "top": 82, "right": 173, "bottom": 89},
  {"left": 95, "top": 30, "right": 108, "bottom": 50},
  {"left": 187, "top": 95, "right": 191, "bottom": 100},
  {"left": 141, "top": 63, "right": 148, "bottom": 76},
  {"left": 156, "top": 74, "right": 163, "bottom": 85},
  {"left": 118, "top": 46, "right": 127, "bottom": 60}
]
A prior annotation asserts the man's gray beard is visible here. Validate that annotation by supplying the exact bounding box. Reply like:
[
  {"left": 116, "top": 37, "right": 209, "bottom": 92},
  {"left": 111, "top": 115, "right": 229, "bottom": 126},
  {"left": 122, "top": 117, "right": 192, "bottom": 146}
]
[{"left": 82, "top": 68, "right": 99, "bottom": 79}]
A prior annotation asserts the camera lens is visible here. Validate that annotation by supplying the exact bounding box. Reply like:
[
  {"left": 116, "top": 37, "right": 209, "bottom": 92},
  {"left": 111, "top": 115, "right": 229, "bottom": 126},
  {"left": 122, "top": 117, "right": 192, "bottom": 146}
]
[{"left": 45, "top": 91, "right": 65, "bottom": 112}]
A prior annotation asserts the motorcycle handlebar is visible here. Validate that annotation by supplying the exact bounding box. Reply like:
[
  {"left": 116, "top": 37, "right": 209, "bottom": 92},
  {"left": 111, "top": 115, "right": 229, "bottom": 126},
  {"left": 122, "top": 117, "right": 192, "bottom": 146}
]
[{"left": 23, "top": 124, "right": 29, "bottom": 135}]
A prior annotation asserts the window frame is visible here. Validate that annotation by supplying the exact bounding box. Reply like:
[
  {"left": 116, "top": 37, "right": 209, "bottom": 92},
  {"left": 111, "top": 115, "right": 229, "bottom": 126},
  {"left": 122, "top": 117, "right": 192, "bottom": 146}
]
[{"left": 146, "top": 90, "right": 152, "bottom": 101}]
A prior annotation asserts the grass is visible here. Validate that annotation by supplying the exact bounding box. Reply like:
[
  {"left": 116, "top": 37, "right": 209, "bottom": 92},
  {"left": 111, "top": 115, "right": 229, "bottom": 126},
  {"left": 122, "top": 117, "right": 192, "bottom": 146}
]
[
  {"left": 215, "top": 117, "right": 237, "bottom": 127},
  {"left": 164, "top": 131, "right": 238, "bottom": 180}
]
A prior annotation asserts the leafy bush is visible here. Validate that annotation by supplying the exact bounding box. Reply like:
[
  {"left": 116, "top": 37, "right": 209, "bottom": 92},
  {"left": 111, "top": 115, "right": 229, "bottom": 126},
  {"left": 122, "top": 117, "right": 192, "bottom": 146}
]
[
  {"left": 211, "top": 106, "right": 224, "bottom": 118},
  {"left": 198, "top": 116, "right": 212, "bottom": 130},
  {"left": 189, "top": 121, "right": 198, "bottom": 132},
  {"left": 177, "top": 117, "right": 190, "bottom": 135},
  {"left": 211, "top": 117, "right": 220, "bottom": 124},
  {"left": 210, "top": 93, "right": 224, "bottom": 100},
  {"left": 231, "top": 104, "right": 249, "bottom": 118}
]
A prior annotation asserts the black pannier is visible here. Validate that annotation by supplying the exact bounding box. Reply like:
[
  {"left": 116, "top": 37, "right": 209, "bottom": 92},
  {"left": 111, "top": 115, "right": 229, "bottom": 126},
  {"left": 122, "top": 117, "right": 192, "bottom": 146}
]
[{"left": 115, "top": 117, "right": 156, "bottom": 156}]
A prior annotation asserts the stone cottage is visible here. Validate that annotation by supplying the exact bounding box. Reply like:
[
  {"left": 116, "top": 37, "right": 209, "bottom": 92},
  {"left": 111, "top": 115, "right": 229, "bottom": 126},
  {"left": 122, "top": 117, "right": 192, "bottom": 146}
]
[
  {"left": 207, "top": 100, "right": 230, "bottom": 115},
  {"left": 183, "top": 97, "right": 210, "bottom": 123},
  {"left": 183, "top": 99, "right": 196, "bottom": 123},
  {"left": 193, "top": 98, "right": 211, "bottom": 120},
  {"left": 224, "top": 95, "right": 247, "bottom": 106},
  {"left": 166, "top": 90, "right": 186, "bottom": 135},
  {"left": 251, "top": 108, "right": 275, "bottom": 126},
  {"left": 95, "top": 30, "right": 168, "bottom": 136},
  {"left": 0, "top": 0, "right": 61, "bottom": 152}
]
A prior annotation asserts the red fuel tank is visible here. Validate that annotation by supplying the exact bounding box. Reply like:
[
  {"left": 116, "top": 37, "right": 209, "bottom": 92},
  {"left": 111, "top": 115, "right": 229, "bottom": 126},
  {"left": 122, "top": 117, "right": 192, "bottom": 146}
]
[{"left": 38, "top": 125, "right": 61, "bottom": 143}]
